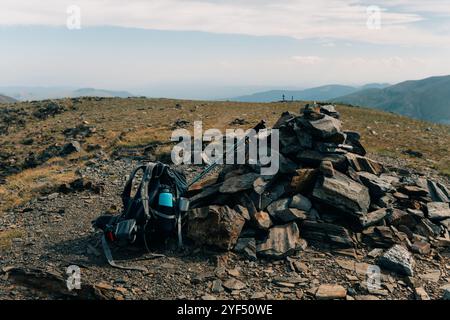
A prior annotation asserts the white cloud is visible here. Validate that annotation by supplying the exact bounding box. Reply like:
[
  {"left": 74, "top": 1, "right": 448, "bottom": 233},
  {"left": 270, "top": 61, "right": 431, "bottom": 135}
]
[
  {"left": 291, "top": 56, "right": 323, "bottom": 65},
  {"left": 0, "top": 0, "right": 449, "bottom": 46}
]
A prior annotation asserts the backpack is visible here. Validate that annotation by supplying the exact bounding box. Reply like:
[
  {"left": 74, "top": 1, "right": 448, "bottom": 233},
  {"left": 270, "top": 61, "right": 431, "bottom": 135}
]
[{"left": 92, "top": 162, "right": 189, "bottom": 271}]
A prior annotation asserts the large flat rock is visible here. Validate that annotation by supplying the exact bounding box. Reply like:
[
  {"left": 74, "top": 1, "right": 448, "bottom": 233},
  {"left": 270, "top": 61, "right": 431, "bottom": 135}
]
[
  {"left": 256, "top": 222, "right": 301, "bottom": 258},
  {"left": 312, "top": 171, "right": 370, "bottom": 215}
]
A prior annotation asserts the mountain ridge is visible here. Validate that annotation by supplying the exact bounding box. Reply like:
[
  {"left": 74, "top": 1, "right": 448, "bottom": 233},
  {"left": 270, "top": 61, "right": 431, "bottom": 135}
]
[
  {"left": 0, "top": 86, "right": 134, "bottom": 101},
  {"left": 227, "top": 83, "right": 390, "bottom": 103},
  {"left": 333, "top": 75, "right": 450, "bottom": 124}
]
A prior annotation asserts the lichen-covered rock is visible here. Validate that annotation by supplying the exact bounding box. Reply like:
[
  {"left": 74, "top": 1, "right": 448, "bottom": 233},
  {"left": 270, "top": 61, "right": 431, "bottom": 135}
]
[{"left": 378, "top": 245, "right": 415, "bottom": 276}]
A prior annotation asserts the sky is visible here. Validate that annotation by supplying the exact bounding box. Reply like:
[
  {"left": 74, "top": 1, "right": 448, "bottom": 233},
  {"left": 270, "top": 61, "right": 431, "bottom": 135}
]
[{"left": 1, "top": 0, "right": 450, "bottom": 99}]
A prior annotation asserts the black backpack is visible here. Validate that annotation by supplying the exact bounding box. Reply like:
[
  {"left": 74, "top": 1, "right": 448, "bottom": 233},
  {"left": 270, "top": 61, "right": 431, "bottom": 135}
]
[{"left": 93, "top": 162, "right": 189, "bottom": 271}]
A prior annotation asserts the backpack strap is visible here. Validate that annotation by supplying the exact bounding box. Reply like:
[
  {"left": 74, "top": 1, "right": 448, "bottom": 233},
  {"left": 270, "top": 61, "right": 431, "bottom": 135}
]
[
  {"left": 101, "top": 235, "right": 147, "bottom": 272},
  {"left": 121, "top": 164, "right": 148, "bottom": 213},
  {"left": 140, "top": 162, "right": 160, "bottom": 220}
]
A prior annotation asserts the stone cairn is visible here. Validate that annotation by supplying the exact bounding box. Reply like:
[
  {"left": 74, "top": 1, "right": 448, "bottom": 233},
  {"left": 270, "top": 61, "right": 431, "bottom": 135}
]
[{"left": 186, "top": 104, "right": 450, "bottom": 276}]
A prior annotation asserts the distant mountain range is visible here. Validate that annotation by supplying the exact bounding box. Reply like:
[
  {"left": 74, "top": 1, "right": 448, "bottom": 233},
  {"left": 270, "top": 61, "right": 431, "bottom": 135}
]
[
  {"left": 0, "top": 86, "right": 134, "bottom": 101},
  {"left": 0, "top": 94, "right": 17, "bottom": 103},
  {"left": 332, "top": 75, "right": 450, "bottom": 124},
  {"left": 229, "top": 76, "right": 450, "bottom": 124},
  {"left": 227, "top": 83, "right": 390, "bottom": 103}
]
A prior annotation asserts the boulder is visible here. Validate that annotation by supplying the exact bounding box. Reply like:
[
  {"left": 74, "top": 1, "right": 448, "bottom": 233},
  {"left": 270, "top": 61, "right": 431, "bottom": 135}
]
[
  {"left": 234, "top": 204, "right": 251, "bottom": 221},
  {"left": 234, "top": 238, "right": 257, "bottom": 261},
  {"left": 443, "top": 288, "right": 450, "bottom": 300},
  {"left": 267, "top": 198, "right": 307, "bottom": 223},
  {"left": 441, "top": 219, "right": 450, "bottom": 230},
  {"left": 60, "top": 141, "right": 82, "bottom": 155},
  {"left": 290, "top": 194, "right": 313, "bottom": 212},
  {"left": 362, "top": 226, "right": 408, "bottom": 248},
  {"left": 256, "top": 223, "right": 301, "bottom": 258},
  {"left": 297, "top": 150, "right": 347, "bottom": 169},
  {"left": 415, "top": 218, "right": 441, "bottom": 237},
  {"left": 277, "top": 152, "right": 298, "bottom": 174},
  {"left": 385, "top": 209, "right": 418, "bottom": 229},
  {"left": 307, "top": 115, "right": 342, "bottom": 139},
  {"left": 359, "top": 208, "right": 389, "bottom": 228},
  {"left": 290, "top": 169, "right": 318, "bottom": 194},
  {"left": 415, "top": 287, "right": 430, "bottom": 300},
  {"left": 259, "top": 182, "right": 287, "bottom": 210},
  {"left": 187, "top": 205, "right": 245, "bottom": 250},
  {"left": 273, "top": 111, "right": 296, "bottom": 129},
  {"left": 376, "top": 194, "right": 395, "bottom": 208},
  {"left": 293, "top": 125, "right": 313, "bottom": 149},
  {"left": 312, "top": 171, "right": 370, "bottom": 215},
  {"left": 377, "top": 245, "right": 415, "bottom": 276},
  {"left": 411, "top": 241, "right": 431, "bottom": 255},
  {"left": 219, "top": 172, "right": 260, "bottom": 193},
  {"left": 253, "top": 211, "right": 273, "bottom": 230},
  {"left": 319, "top": 105, "right": 340, "bottom": 119},
  {"left": 276, "top": 208, "right": 307, "bottom": 223},
  {"left": 319, "top": 160, "right": 334, "bottom": 177},
  {"left": 357, "top": 172, "right": 394, "bottom": 199},
  {"left": 427, "top": 202, "right": 450, "bottom": 221},
  {"left": 344, "top": 131, "right": 366, "bottom": 156},
  {"left": 345, "top": 153, "right": 382, "bottom": 175},
  {"left": 427, "top": 180, "right": 450, "bottom": 203},
  {"left": 279, "top": 129, "right": 302, "bottom": 155},
  {"left": 301, "top": 221, "right": 354, "bottom": 247}
]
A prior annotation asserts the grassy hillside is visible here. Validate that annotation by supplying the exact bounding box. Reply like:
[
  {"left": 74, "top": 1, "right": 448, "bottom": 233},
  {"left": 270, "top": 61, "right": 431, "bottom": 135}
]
[
  {"left": 334, "top": 75, "right": 450, "bottom": 124},
  {"left": 0, "top": 97, "right": 449, "bottom": 215}
]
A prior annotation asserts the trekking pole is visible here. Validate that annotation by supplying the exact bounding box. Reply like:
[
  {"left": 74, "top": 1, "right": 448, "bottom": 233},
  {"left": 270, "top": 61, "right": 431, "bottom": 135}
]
[{"left": 188, "top": 120, "right": 266, "bottom": 188}]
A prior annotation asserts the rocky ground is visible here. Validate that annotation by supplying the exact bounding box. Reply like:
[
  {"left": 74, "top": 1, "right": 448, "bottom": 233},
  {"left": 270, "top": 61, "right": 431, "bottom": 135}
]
[
  {"left": 0, "top": 157, "right": 448, "bottom": 300},
  {"left": 0, "top": 130, "right": 448, "bottom": 300},
  {"left": 0, "top": 98, "right": 450, "bottom": 300}
]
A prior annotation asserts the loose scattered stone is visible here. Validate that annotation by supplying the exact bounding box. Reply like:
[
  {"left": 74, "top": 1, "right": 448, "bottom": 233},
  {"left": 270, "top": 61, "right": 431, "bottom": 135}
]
[
  {"left": 211, "top": 280, "right": 224, "bottom": 293},
  {"left": 315, "top": 284, "right": 347, "bottom": 300},
  {"left": 222, "top": 278, "right": 246, "bottom": 291},
  {"left": 378, "top": 245, "right": 415, "bottom": 276},
  {"left": 411, "top": 241, "right": 431, "bottom": 255}
]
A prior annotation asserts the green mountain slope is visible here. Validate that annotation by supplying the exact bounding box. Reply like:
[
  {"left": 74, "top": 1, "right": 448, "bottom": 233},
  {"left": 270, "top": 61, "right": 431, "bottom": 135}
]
[{"left": 333, "top": 75, "right": 450, "bottom": 124}]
